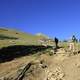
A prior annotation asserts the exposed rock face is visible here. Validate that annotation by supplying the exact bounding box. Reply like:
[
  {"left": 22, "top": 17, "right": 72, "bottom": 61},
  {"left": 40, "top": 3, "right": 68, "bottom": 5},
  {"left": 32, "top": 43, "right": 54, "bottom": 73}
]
[
  {"left": 1, "top": 49, "right": 80, "bottom": 80},
  {"left": 1, "top": 59, "right": 65, "bottom": 80},
  {"left": 46, "top": 67, "right": 65, "bottom": 80},
  {"left": 21, "top": 60, "right": 47, "bottom": 80},
  {"left": 36, "top": 33, "right": 49, "bottom": 39},
  {"left": 0, "top": 60, "right": 48, "bottom": 80}
]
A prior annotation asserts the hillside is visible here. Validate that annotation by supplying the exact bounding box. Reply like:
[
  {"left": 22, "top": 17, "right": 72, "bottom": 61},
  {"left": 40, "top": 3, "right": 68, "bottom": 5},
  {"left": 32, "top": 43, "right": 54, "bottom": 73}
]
[
  {"left": 0, "top": 28, "right": 44, "bottom": 48},
  {"left": 0, "top": 28, "right": 80, "bottom": 80}
]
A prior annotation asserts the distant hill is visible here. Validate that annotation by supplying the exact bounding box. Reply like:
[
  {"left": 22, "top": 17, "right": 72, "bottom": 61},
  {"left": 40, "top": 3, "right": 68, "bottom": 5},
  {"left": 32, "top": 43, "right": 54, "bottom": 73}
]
[
  {"left": 0, "top": 28, "right": 42, "bottom": 48},
  {"left": 36, "top": 33, "right": 49, "bottom": 39}
]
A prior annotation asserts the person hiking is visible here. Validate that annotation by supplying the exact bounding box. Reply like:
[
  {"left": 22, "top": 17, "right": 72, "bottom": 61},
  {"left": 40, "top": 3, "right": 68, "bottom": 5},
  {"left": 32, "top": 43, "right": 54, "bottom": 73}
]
[
  {"left": 72, "top": 35, "right": 77, "bottom": 43},
  {"left": 54, "top": 37, "right": 59, "bottom": 49},
  {"left": 69, "top": 35, "right": 77, "bottom": 53}
]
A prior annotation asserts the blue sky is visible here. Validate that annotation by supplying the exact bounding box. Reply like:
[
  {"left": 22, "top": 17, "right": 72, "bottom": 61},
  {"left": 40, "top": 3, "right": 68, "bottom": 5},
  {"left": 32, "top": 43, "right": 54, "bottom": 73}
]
[{"left": 0, "top": 0, "right": 80, "bottom": 40}]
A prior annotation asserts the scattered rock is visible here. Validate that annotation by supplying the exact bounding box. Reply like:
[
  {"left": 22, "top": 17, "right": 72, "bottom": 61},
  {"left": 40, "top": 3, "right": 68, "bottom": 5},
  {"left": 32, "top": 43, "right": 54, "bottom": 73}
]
[{"left": 47, "top": 67, "right": 65, "bottom": 80}]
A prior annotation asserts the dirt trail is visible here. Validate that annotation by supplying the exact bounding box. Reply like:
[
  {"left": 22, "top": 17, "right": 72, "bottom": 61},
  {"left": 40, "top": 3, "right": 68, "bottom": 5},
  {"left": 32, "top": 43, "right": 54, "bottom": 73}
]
[{"left": 0, "top": 48, "right": 80, "bottom": 80}]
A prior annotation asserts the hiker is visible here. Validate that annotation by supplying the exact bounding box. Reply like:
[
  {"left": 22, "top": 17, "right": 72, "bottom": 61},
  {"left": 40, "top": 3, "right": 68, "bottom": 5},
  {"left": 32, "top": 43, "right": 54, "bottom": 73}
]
[
  {"left": 69, "top": 35, "right": 77, "bottom": 52},
  {"left": 54, "top": 37, "right": 59, "bottom": 49},
  {"left": 53, "top": 37, "right": 59, "bottom": 54},
  {"left": 72, "top": 35, "right": 77, "bottom": 43},
  {"left": 69, "top": 42, "right": 75, "bottom": 52}
]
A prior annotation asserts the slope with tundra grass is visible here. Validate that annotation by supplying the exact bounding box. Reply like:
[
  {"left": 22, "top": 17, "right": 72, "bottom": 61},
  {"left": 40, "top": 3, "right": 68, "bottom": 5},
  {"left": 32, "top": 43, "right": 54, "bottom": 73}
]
[{"left": 0, "top": 28, "right": 43, "bottom": 48}]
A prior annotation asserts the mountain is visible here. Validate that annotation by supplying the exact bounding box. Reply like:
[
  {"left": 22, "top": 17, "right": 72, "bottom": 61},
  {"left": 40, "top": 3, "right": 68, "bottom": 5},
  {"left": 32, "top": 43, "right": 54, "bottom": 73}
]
[
  {"left": 0, "top": 28, "right": 41, "bottom": 48},
  {"left": 0, "top": 28, "right": 80, "bottom": 80}
]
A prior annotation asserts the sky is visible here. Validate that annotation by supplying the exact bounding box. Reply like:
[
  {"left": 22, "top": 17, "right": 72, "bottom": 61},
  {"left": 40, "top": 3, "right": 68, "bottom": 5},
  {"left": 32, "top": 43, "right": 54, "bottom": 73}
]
[{"left": 0, "top": 0, "right": 80, "bottom": 40}]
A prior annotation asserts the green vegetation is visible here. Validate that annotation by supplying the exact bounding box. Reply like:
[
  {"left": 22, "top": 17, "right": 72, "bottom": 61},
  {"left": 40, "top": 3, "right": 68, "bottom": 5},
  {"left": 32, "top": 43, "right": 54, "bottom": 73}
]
[
  {"left": 0, "top": 34, "right": 18, "bottom": 40},
  {"left": 0, "top": 28, "right": 41, "bottom": 48},
  {"left": 0, "top": 28, "right": 80, "bottom": 52}
]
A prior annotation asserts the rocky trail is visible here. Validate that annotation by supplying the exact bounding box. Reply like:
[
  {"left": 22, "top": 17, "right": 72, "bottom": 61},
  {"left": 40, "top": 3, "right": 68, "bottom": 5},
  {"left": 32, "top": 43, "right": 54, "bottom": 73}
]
[{"left": 0, "top": 48, "right": 80, "bottom": 80}]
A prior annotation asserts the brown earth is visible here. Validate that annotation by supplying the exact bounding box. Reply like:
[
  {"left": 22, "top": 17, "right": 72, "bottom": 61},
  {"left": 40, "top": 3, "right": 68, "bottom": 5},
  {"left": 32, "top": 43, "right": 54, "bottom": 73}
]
[{"left": 0, "top": 48, "right": 80, "bottom": 80}]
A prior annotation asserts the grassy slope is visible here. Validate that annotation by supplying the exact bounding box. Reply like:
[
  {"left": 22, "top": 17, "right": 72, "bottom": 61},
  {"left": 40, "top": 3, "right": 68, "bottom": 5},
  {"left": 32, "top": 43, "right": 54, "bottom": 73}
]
[
  {"left": 0, "top": 28, "right": 42, "bottom": 48},
  {"left": 0, "top": 28, "right": 51, "bottom": 77},
  {"left": 0, "top": 28, "right": 80, "bottom": 50},
  {"left": 1, "top": 28, "right": 80, "bottom": 79}
]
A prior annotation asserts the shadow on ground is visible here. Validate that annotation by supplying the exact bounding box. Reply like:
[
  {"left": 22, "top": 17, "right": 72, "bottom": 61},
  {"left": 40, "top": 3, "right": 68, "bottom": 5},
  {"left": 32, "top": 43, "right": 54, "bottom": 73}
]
[{"left": 0, "top": 45, "right": 52, "bottom": 63}]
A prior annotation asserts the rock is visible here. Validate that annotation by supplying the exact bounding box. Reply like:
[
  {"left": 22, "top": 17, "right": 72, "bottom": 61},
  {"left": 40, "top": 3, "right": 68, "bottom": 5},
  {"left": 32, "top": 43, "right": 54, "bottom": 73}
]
[
  {"left": 58, "top": 73, "right": 65, "bottom": 79},
  {"left": 1, "top": 60, "right": 48, "bottom": 80},
  {"left": 46, "top": 67, "right": 65, "bottom": 80}
]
